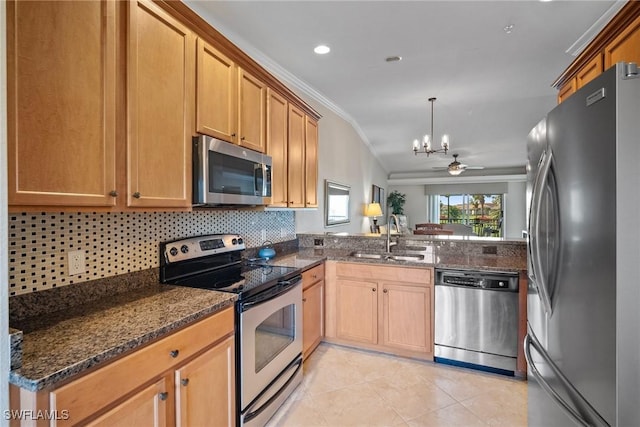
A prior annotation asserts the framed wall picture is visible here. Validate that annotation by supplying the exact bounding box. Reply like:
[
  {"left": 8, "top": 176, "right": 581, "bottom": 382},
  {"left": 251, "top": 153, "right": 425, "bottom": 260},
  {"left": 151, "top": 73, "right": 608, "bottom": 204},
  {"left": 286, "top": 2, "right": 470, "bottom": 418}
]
[{"left": 372, "top": 185, "right": 385, "bottom": 218}]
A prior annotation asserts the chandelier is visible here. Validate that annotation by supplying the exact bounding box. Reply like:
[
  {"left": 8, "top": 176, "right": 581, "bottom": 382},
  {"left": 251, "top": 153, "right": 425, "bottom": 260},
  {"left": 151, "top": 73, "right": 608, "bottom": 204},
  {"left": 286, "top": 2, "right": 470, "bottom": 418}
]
[{"left": 412, "top": 97, "right": 450, "bottom": 156}]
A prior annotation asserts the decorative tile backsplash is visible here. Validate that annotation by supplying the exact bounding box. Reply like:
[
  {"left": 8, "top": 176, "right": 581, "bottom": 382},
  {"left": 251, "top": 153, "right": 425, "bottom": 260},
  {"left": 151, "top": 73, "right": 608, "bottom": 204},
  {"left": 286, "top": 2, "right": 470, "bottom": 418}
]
[{"left": 8, "top": 210, "right": 295, "bottom": 296}]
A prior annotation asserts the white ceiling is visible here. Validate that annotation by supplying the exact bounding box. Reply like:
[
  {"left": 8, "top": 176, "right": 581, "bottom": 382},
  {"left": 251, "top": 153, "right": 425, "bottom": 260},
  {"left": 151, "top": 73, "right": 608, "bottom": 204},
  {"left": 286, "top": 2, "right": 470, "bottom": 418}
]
[{"left": 186, "top": 0, "right": 618, "bottom": 177}]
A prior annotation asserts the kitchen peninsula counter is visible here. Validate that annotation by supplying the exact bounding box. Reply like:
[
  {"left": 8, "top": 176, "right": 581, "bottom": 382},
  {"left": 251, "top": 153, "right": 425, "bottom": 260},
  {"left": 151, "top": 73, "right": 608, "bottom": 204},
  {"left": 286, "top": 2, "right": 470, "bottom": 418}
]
[{"left": 9, "top": 270, "right": 236, "bottom": 392}]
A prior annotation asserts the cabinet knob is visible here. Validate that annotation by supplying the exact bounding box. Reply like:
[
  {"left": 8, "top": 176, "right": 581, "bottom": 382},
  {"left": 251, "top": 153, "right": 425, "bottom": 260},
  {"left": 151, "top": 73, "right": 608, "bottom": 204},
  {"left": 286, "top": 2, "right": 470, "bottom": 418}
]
[
  {"left": 159, "top": 392, "right": 168, "bottom": 401},
  {"left": 241, "top": 136, "right": 245, "bottom": 140},
  {"left": 231, "top": 133, "right": 236, "bottom": 137},
  {"left": 372, "top": 288, "right": 376, "bottom": 292},
  {"left": 109, "top": 190, "right": 118, "bottom": 197},
  {"left": 383, "top": 289, "right": 388, "bottom": 293},
  {"left": 312, "top": 274, "right": 317, "bottom": 279},
  {"left": 302, "top": 298, "right": 307, "bottom": 302},
  {"left": 169, "top": 349, "right": 179, "bottom": 358},
  {"left": 181, "top": 378, "right": 189, "bottom": 386},
  {"left": 133, "top": 192, "right": 141, "bottom": 199}
]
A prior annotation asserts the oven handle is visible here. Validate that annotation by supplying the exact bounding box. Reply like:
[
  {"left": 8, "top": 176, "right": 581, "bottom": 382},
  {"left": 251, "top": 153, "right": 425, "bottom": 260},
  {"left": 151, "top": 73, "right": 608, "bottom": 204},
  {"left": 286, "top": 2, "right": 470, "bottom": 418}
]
[
  {"left": 243, "top": 356, "right": 303, "bottom": 423},
  {"left": 240, "top": 275, "right": 302, "bottom": 312}
]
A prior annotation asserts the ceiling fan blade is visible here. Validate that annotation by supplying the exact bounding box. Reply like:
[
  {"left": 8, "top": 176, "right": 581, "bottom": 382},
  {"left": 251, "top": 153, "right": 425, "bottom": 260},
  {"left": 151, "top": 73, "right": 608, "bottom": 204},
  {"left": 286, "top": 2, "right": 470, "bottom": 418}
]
[{"left": 465, "top": 166, "right": 485, "bottom": 170}]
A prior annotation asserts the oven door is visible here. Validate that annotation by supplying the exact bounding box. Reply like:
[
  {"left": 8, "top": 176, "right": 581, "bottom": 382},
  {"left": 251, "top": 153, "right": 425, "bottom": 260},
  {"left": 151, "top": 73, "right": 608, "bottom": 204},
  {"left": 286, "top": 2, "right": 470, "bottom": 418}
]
[{"left": 239, "top": 276, "right": 303, "bottom": 409}]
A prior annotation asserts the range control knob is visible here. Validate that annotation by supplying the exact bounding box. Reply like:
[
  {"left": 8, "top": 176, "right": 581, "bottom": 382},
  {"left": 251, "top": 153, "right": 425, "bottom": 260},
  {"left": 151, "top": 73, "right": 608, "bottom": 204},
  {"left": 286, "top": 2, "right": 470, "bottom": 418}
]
[
  {"left": 180, "top": 245, "right": 189, "bottom": 254},
  {"left": 232, "top": 238, "right": 238, "bottom": 245},
  {"left": 169, "top": 247, "right": 178, "bottom": 256},
  {"left": 238, "top": 238, "right": 244, "bottom": 245}
]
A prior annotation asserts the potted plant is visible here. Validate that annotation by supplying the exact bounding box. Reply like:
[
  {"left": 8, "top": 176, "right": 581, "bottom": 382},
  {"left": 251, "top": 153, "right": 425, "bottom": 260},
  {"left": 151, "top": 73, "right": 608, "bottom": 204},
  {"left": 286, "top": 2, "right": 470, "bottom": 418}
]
[{"left": 387, "top": 190, "right": 406, "bottom": 215}]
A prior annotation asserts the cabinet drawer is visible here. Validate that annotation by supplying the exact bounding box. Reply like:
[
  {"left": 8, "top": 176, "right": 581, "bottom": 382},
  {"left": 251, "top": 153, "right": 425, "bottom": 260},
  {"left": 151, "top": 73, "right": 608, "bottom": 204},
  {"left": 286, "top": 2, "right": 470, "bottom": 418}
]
[
  {"left": 336, "top": 262, "right": 432, "bottom": 285},
  {"left": 50, "top": 306, "right": 234, "bottom": 425},
  {"left": 302, "top": 264, "right": 325, "bottom": 289}
]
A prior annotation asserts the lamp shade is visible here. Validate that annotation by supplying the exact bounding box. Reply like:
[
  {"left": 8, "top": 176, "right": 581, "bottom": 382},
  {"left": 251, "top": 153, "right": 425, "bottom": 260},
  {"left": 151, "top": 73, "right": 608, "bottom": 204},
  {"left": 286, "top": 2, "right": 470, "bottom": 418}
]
[{"left": 364, "top": 202, "right": 383, "bottom": 217}]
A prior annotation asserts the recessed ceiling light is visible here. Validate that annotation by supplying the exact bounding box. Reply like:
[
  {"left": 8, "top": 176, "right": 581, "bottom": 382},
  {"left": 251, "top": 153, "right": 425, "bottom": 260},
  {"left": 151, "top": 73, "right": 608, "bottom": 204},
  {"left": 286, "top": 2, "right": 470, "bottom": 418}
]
[
  {"left": 503, "top": 24, "right": 514, "bottom": 34},
  {"left": 314, "top": 45, "right": 330, "bottom": 55},
  {"left": 385, "top": 56, "right": 402, "bottom": 63}
]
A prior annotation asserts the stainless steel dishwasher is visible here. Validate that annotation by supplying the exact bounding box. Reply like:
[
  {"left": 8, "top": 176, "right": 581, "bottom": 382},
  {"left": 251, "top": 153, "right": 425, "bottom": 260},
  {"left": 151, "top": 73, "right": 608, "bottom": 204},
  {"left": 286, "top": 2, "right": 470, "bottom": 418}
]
[{"left": 434, "top": 269, "right": 519, "bottom": 375}]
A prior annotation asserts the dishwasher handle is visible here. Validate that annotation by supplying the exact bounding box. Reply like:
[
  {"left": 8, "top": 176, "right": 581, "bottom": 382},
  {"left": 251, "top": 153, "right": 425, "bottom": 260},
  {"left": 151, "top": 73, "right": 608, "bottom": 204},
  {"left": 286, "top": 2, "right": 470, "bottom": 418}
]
[{"left": 437, "top": 271, "right": 519, "bottom": 291}]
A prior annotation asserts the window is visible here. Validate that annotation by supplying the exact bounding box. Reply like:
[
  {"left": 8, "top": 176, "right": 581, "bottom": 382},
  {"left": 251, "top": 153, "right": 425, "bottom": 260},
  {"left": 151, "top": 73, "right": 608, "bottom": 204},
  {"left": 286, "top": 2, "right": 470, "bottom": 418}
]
[{"left": 440, "top": 194, "right": 503, "bottom": 237}]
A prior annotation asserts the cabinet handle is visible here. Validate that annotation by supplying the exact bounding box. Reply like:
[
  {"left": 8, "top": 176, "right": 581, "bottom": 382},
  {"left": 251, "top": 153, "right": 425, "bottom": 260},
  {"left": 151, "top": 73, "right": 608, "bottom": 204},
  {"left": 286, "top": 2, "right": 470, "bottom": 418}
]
[
  {"left": 241, "top": 136, "right": 245, "bottom": 140},
  {"left": 133, "top": 192, "right": 141, "bottom": 199},
  {"left": 312, "top": 274, "right": 317, "bottom": 279},
  {"left": 231, "top": 133, "right": 236, "bottom": 137},
  {"left": 372, "top": 288, "right": 376, "bottom": 292},
  {"left": 181, "top": 378, "right": 189, "bottom": 386},
  {"left": 169, "top": 349, "right": 179, "bottom": 358},
  {"left": 383, "top": 289, "right": 388, "bottom": 293},
  {"left": 302, "top": 298, "right": 307, "bottom": 302},
  {"left": 109, "top": 190, "right": 118, "bottom": 197},
  {"left": 159, "top": 392, "right": 168, "bottom": 401}
]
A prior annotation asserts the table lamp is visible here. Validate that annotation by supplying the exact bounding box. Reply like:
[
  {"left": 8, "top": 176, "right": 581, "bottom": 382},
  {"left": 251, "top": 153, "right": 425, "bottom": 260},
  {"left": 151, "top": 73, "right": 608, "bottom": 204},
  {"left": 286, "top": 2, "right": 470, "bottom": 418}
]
[{"left": 364, "top": 203, "right": 383, "bottom": 233}]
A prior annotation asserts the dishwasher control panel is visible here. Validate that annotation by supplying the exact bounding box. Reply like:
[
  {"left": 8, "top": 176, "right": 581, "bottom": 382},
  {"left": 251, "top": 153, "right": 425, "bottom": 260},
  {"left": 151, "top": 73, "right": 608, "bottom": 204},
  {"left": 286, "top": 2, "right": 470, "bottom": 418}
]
[{"left": 436, "top": 269, "right": 518, "bottom": 291}]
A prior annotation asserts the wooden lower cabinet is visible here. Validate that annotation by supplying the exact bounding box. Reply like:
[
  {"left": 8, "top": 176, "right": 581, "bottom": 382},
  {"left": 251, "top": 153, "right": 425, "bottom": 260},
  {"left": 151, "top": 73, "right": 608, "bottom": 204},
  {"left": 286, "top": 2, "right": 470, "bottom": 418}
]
[
  {"left": 175, "top": 336, "right": 235, "bottom": 427},
  {"left": 325, "top": 261, "right": 434, "bottom": 359},
  {"left": 302, "top": 264, "right": 325, "bottom": 359},
  {"left": 14, "top": 307, "right": 234, "bottom": 427},
  {"left": 86, "top": 376, "right": 172, "bottom": 427}
]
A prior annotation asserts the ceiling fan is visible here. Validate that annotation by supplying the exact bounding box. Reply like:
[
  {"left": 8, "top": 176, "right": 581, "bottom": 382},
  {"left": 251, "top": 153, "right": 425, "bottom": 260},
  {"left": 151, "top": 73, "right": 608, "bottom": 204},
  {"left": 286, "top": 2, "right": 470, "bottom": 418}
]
[{"left": 433, "top": 154, "right": 485, "bottom": 176}]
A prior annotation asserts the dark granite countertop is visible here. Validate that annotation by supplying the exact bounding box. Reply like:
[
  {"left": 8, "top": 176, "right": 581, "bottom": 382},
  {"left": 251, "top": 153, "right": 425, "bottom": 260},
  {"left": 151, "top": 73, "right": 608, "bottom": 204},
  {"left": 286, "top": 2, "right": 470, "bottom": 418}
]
[
  {"left": 293, "top": 248, "right": 526, "bottom": 272},
  {"left": 9, "top": 283, "right": 236, "bottom": 392}
]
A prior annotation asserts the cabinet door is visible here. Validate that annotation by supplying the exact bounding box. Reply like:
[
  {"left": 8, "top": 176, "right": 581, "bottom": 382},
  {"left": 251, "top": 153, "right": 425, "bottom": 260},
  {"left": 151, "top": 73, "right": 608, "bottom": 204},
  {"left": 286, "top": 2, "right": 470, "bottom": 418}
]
[
  {"left": 86, "top": 376, "right": 171, "bottom": 427},
  {"left": 267, "top": 89, "right": 289, "bottom": 207},
  {"left": 576, "top": 54, "right": 603, "bottom": 89},
  {"left": 196, "top": 38, "right": 237, "bottom": 142},
  {"left": 304, "top": 116, "right": 319, "bottom": 208},
  {"left": 128, "top": 0, "right": 194, "bottom": 208},
  {"left": 175, "top": 336, "right": 235, "bottom": 427},
  {"left": 287, "top": 104, "right": 306, "bottom": 207},
  {"left": 381, "top": 283, "right": 432, "bottom": 354},
  {"left": 336, "top": 279, "right": 377, "bottom": 344},
  {"left": 557, "top": 78, "right": 576, "bottom": 104},
  {"left": 7, "top": 0, "right": 117, "bottom": 207},
  {"left": 238, "top": 69, "right": 267, "bottom": 153},
  {"left": 303, "top": 280, "right": 324, "bottom": 359},
  {"left": 604, "top": 15, "right": 640, "bottom": 69}
]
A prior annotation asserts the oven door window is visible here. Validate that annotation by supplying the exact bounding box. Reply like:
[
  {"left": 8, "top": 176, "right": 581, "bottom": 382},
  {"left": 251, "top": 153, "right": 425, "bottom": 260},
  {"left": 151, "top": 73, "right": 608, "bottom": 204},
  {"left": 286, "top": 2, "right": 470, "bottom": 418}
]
[
  {"left": 209, "top": 151, "right": 260, "bottom": 196},
  {"left": 255, "top": 303, "right": 295, "bottom": 373}
]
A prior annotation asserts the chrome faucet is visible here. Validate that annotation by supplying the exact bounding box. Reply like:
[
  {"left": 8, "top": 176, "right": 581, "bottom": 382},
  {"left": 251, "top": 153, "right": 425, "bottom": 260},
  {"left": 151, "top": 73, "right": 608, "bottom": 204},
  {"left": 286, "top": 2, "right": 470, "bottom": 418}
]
[{"left": 386, "top": 214, "right": 400, "bottom": 252}]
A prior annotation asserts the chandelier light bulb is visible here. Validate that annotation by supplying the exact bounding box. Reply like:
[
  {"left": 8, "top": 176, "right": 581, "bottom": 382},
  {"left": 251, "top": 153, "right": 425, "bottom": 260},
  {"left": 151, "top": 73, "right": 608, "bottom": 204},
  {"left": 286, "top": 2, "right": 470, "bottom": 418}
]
[
  {"left": 412, "top": 139, "right": 420, "bottom": 152},
  {"left": 441, "top": 134, "right": 450, "bottom": 150},
  {"left": 423, "top": 135, "right": 431, "bottom": 150}
]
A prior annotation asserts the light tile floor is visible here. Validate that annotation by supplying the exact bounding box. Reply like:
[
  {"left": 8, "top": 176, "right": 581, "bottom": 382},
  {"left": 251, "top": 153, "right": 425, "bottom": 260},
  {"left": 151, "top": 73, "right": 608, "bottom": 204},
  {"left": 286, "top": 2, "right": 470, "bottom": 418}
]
[{"left": 267, "top": 343, "right": 527, "bottom": 427}]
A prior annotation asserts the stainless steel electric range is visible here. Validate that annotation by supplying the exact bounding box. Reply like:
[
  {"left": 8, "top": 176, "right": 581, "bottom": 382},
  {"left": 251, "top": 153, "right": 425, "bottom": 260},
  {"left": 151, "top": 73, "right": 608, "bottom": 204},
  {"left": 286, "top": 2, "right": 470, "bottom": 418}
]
[{"left": 160, "top": 234, "right": 303, "bottom": 427}]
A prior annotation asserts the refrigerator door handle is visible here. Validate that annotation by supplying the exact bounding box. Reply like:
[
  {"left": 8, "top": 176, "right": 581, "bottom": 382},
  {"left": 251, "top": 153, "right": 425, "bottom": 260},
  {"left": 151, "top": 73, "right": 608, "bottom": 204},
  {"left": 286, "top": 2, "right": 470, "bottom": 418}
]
[
  {"left": 524, "top": 330, "right": 610, "bottom": 427},
  {"left": 528, "top": 148, "right": 554, "bottom": 315}
]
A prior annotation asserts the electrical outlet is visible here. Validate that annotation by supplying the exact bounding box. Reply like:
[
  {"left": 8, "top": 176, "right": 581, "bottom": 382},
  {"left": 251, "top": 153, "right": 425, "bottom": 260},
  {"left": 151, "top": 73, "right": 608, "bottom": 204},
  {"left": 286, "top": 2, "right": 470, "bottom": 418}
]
[
  {"left": 314, "top": 238, "right": 324, "bottom": 246},
  {"left": 68, "top": 250, "right": 86, "bottom": 275}
]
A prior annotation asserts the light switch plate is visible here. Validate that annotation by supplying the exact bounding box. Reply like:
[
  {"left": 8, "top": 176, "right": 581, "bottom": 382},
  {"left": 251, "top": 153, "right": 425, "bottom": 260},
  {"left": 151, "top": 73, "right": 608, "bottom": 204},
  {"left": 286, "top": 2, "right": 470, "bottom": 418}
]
[{"left": 68, "top": 250, "right": 86, "bottom": 275}]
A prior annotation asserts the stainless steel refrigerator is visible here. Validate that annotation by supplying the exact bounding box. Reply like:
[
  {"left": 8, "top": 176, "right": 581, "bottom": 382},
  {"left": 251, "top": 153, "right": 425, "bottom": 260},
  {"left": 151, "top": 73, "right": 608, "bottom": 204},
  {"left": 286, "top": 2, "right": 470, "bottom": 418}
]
[{"left": 526, "top": 62, "right": 640, "bottom": 427}]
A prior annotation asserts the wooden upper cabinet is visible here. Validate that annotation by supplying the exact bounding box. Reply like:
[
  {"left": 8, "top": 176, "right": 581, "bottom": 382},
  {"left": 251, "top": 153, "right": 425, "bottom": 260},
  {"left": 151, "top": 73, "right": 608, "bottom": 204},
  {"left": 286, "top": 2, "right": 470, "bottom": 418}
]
[
  {"left": 557, "top": 78, "right": 576, "bottom": 104},
  {"left": 267, "top": 89, "right": 289, "bottom": 207},
  {"left": 196, "top": 38, "right": 237, "bottom": 143},
  {"left": 577, "top": 54, "right": 603, "bottom": 89},
  {"left": 7, "top": 0, "right": 117, "bottom": 207},
  {"left": 238, "top": 69, "right": 267, "bottom": 153},
  {"left": 604, "top": 14, "right": 640, "bottom": 69},
  {"left": 128, "top": 0, "right": 194, "bottom": 208},
  {"left": 287, "top": 104, "right": 306, "bottom": 207},
  {"left": 304, "top": 117, "right": 319, "bottom": 207}
]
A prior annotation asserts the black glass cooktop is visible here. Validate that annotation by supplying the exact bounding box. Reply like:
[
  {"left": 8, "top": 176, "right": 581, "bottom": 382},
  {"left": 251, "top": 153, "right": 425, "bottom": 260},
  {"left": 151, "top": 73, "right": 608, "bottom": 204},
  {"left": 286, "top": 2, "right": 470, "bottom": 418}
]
[{"left": 170, "top": 262, "right": 299, "bottom": 299}]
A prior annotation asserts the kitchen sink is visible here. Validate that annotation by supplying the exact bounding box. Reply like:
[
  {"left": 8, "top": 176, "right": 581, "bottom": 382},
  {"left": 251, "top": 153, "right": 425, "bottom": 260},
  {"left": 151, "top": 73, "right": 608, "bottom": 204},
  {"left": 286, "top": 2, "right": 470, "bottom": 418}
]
[{"left": 349, "top": 252, "right": 424, "bottom": 262}]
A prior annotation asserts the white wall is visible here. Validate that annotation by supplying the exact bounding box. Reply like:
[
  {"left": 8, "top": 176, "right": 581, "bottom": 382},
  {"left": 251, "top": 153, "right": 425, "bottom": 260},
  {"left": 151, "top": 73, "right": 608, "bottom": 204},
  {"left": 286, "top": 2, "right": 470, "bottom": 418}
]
[
  {"left": 1, "top": 2, "right": 10, "bottom": 422},
  {"left": 387, "top": 185, "right": 428, "bottom": 230},
  {"left": 295, "top": 97, "right": 388, "bottom": 234},
  {"left": 504, "top": 181, "right": 527, "bottom": 238}
]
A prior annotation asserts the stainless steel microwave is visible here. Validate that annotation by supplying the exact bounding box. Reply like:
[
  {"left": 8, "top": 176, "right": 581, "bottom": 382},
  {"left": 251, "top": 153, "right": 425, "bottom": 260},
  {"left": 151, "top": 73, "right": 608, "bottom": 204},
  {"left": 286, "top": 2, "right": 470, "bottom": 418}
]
[{"left": 193, "top": 135, "right": 272, "bottom": 206}]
